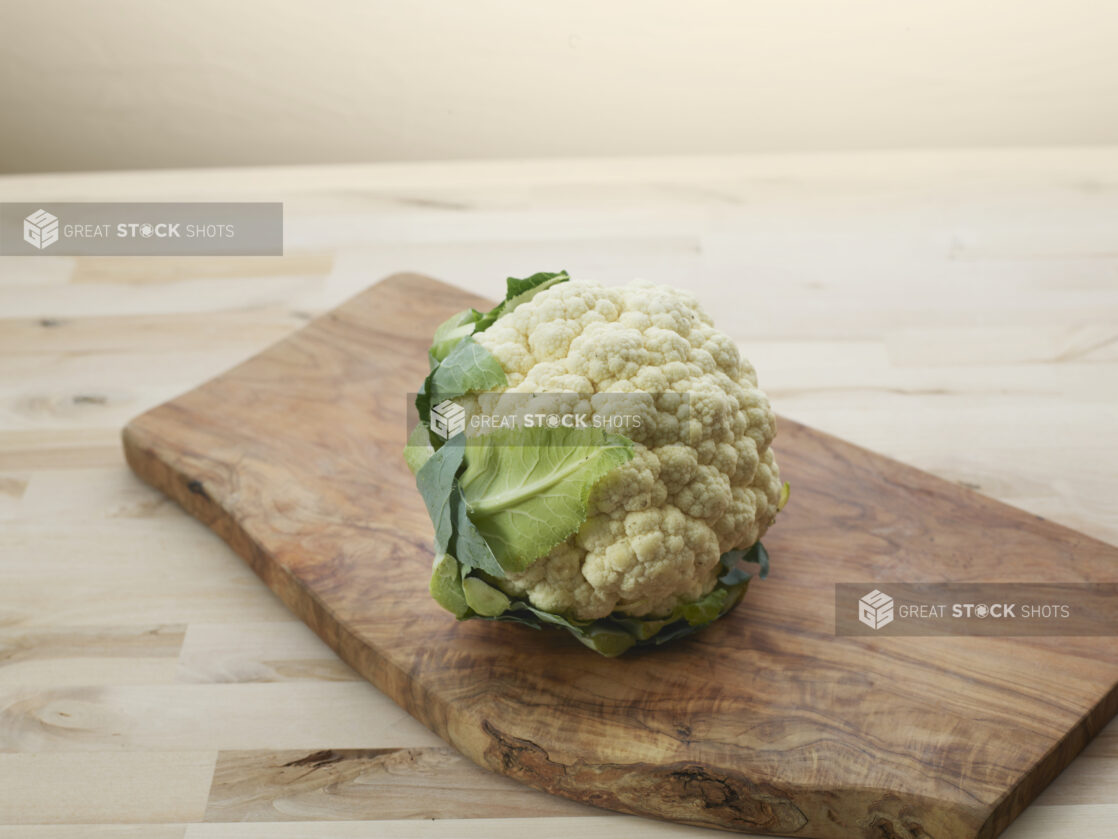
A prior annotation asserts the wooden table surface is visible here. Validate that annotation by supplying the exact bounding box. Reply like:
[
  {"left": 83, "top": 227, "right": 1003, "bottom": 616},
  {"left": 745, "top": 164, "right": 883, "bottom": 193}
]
[{"left": 1, "top": 148, "right": 1116, "bottom": 838}]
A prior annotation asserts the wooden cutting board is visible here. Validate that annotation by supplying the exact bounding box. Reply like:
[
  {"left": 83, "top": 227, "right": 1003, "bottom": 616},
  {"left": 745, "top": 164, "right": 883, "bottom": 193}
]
[{"left": 123, "top": 274, "right": 1118, "bottom": 839}]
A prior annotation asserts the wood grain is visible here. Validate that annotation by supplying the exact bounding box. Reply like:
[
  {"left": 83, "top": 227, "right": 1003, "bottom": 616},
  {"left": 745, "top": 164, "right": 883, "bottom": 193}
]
[
  {"left": 204, "top": 747, "right": 588, "bottom": 822},
  {"left": 121, "top": 274, "right": 1118, "bottom": 839}
]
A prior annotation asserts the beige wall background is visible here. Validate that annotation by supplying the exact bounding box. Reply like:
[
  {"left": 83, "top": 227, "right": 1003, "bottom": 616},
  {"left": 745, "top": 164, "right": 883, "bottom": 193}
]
[{"left": 1, "top": 0, "right": 1117, "bottom": 174}]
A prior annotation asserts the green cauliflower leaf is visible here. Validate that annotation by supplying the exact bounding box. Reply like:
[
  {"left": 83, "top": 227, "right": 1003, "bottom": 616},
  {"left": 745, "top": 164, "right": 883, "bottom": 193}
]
[{"left": 458, "top": 425, "right": 634, "bottom": 572}]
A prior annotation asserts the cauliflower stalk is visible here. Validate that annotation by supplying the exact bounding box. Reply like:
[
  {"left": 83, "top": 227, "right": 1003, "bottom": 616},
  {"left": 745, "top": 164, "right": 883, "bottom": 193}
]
[{"left": 407, "top": 271, "right": 787, "bottom": 656}]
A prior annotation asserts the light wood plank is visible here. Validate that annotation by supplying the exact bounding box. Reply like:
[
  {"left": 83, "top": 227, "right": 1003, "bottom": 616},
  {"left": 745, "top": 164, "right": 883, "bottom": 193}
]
[
  {"left": 5, "top": 468, "right": 173, "bottom": 524},
  {"left": 185, "top": 815, "right": 729, "bottom": 838},
  {"left": 0, "top": 275, "right": 327, "bottom": 320},
  {"left": 0, "top": 429, "right": 124, "bottom": 471},
  {"left": 69, "top": 254, "right": 333, "bottom": 285},
  {"left": 886, "top": 324, "right": 1118, "bottom": 367},
  {"left": 0, "top": 310, "right": 304, "bottom": 356},
  {"left": 177, "top": 623, "right": 356, "bottom": 684},
  {"left": 0, "top": 578, "right": 292, "bottom": 628},
  {"left": 1001, "top": 805, "right": 1118, "bottom": 839},
  {"left": 0, "top": 827, "right": 185, "bottom": 839},
  {"left": 0, "top": 625, "right": 183, "bottom": 687},
  {"left": 0, "top": 683, "right": 443, "bottom": 751},
  {"left": 0, "top": 516, "right": 294, "bottom": 627},
  {"left": 1032, "top": 756, "right": 1118, "bottom": 806},
  {"left": 0, "top": 752, "right": 214, "bottom": 824},
  {"left": 1031, "top": 718, "right": 1118, "bottom": 806},
  {"left": 323, "top": 237, "right": 703, "bottom": 306},
  {"left": 0, "top": 351, "right": 264, "bottom": 432}
]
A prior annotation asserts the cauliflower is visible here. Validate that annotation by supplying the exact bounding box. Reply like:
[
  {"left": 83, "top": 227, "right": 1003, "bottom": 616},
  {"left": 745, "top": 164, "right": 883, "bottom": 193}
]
[
  {"left": 408, "top": 271, "right": 786, "bottom": 656},
  {"left": 474, "top": 280, "right": 783, "bottom": 620}
]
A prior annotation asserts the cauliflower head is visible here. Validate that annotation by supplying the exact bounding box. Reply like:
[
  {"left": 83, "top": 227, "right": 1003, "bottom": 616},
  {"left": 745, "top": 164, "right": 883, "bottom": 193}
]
[{"left": 471, "top": 279, "right": 783, "bottom": 621}]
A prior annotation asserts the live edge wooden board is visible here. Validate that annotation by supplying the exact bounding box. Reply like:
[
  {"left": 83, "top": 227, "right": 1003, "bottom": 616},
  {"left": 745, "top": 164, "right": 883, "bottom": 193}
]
[{"left": 123, "top": 274, "right": 1118, "bottom": 839}]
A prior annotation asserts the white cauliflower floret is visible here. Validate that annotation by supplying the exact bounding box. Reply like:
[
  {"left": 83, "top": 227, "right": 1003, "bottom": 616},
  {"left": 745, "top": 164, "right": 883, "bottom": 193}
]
[{"left": 475, "top": 280, "right": 782, "bottom": 621}]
